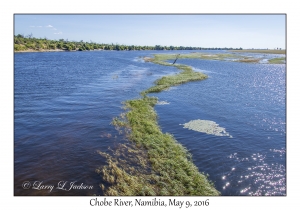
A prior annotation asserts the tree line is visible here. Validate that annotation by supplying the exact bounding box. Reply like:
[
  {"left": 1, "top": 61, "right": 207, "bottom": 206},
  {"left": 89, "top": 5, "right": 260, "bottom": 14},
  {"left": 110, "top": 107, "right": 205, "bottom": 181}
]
[{"left": 14, "top": 34, "right": 243, "bottom": 52}]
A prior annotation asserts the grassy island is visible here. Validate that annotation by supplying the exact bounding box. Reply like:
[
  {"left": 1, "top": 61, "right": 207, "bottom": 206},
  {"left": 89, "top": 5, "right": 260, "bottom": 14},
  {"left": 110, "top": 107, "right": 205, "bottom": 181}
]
[
  {"left": 268, "top": 57, "right": 286, "bottom": 64},
  {"left": 97, "top": 54, "right": 220, "bottom": 196},
  {"left": 142, "top": 54, "right": 208, "bottom": 95}
]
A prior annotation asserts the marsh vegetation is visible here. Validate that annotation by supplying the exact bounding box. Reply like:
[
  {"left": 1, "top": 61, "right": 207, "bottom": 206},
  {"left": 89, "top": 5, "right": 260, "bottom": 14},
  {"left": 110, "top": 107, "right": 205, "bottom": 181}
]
[
  {"left": 142, "top": 54, "right": 208, "bottom": 95},
  {"left": 97, "top": 97, "right": 219, "bottom": 195},
  {"left": 145, "top": 52, "right": 286, "bottom": 64},
  {"left": 268, "top": 57, "right": 286, "bottom": 64},
  {"left": 97, "top": 54, "right": 220, "bottom": 196}
]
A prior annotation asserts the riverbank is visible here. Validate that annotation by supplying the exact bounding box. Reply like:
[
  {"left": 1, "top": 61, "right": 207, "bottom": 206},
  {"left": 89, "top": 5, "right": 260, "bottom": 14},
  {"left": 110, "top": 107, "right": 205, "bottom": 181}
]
[
  {"left": 97, "top": 54, "right": 220, "bottom": 196},
  {"left": 14, "top": 49, "right": 106, "bottom": 53},
  {"left": 15, "top": 49, "right": 67, "bottom": 53}
]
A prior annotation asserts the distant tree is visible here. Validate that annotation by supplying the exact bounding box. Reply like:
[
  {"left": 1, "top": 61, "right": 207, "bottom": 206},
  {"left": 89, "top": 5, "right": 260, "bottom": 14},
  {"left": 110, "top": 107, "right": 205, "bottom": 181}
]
[
  {"left": 14, "top": 35, "right": 246, "bottom": 52},
  {"left": 16, "top": 34, "right": 24, "bottom": 38},
  {"left": 85, "top": 45, "right": 90, "bottom": 50},
  {"left": 49, "top": 43, "right": 56, "bottom": 50},
  {"left": 26, "top": 33, "right": 33, "bottom": 39},
  {"left": 56, "top": 42, "right": 63, "bottom": 49},
  {"left": 66, "top": 45, "right": 72, "bottom": 51}
]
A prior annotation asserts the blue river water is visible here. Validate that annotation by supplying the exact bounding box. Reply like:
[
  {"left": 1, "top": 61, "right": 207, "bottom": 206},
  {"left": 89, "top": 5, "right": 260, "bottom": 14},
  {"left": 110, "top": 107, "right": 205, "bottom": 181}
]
[{"left": 14, "top": 50, "right": 286, "bottom": 195}]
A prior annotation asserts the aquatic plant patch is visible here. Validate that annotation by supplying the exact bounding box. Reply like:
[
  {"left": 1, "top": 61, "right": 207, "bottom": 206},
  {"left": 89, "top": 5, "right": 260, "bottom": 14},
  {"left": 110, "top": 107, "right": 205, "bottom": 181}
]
[
  {"left": 156, "top": 100, "right": 170, "bottom": 105},
  {"left": 268, "top": 57, "right": 286, "bottom": 64},
  {"left": 181, "top": 119, "right": 232, "bottom": 138}
]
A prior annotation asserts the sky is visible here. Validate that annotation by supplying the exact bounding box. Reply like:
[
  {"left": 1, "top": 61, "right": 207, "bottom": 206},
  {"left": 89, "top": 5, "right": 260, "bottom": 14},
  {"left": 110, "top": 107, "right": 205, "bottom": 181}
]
[{"left": 14, "top": 14, "right": 286, "bottom": 49}]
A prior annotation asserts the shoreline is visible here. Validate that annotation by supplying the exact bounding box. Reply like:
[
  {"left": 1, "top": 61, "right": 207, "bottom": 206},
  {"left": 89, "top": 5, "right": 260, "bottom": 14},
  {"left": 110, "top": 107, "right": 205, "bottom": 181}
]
[
  {"left": 14, "top": 49, "right": 105, "bottom": 53},
  {"left": 15, "top": 49, "right": 67, "bottom": 53}
]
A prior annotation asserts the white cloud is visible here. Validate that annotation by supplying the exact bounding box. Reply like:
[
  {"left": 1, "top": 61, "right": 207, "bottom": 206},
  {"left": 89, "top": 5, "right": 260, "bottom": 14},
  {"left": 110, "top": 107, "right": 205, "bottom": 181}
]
[
  {"left": 46, "top": 25, "right": 53, "bottom": 28},
  {"left": 54, "top": 32, "right": 62, "bottom": 35},
  {"left": 37, "top": 26, "right": 42, "bottom": 28}
]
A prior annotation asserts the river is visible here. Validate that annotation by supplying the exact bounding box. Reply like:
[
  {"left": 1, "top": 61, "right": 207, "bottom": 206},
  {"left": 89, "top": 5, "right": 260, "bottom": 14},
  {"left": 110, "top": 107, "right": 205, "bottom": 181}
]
[{"left": 14, "top": 50, "right": 286, "bottom": 195}]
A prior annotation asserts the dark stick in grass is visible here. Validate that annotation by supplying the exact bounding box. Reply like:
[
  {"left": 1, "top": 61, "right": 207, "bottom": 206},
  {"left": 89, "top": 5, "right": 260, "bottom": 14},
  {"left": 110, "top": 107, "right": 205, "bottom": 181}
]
[{"left": 172, "top": 54, "right": 180, "bottom": 65}]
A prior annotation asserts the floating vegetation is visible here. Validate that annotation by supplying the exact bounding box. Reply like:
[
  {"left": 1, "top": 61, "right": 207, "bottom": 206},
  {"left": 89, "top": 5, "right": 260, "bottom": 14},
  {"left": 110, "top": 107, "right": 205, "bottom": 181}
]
[
  {"left": 156, "top": 100, "right": 170, "bottom": 105},
  {"left": 100, "top": 132, "right": 113, "bottom": 138},
  {"left": 96, "top": 142, "right": 156, "bottom": 196},
  {"left": 143, "top": 56, "right": 154, "bottom": 62},
  {"left": 134, "top": 57, "right": 146, "bottom": 63},
  {"left": 238, "top": 58, "right": 261, "bottom": 63},
  {"left": 181, "top": 119, "right": 232, "bottom": 137}
]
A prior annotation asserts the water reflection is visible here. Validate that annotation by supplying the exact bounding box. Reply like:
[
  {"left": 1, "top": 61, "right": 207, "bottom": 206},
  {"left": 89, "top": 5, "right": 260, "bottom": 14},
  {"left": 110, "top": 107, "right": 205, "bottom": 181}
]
[{"left": 223, "top": 149, "right": 286, "bottom": 195}]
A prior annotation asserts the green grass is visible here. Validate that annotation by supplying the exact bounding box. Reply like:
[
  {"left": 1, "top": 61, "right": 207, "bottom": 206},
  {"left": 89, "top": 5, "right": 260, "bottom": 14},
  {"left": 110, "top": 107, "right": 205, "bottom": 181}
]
[
  {"left": 98, "top": 96, "right": 220, "bottom": 196},
  {"left": 146, "top": 53, "right": 266, "bottom": 64},
  {"left": 97, "top": 53, "right": 220, "bottom": 196},
  {"left": 268, "top": 57, "right": 286, "bottom": 64},
  {"left": 147, "top": 53, "right": 241, "bottom": 62},
  {"left": 142, "top": 54, "right": 208, "bottom": 95},
  {"left": 237, "top": 58, "right": 261, "bottom": 63},
  {"left": 157, "top": 51, "right": 286, "bottom": 64}
]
